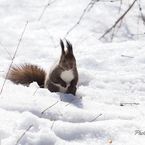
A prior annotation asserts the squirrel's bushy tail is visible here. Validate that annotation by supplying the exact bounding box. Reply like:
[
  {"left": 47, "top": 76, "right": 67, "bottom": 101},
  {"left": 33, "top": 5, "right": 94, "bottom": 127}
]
[{"left": 8, "top": 64, "right": 46, "bottom": 87}]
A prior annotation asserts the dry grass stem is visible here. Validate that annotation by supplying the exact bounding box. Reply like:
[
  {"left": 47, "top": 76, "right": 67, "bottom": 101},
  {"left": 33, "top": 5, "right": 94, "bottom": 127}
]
[
  {"left": 0, "top": 42, "right": 12, "bottom": 59},
  {"left": 90, "top": 114, "right": 102, "bottom": 122},
  {"left": 58, "top": 110, "right": 63, "bottom": 116},
  {"left": 65, "top": 96, "right": 82, "bottom": 106},
  {"left": 120, "top": 103, "right": 140, "bottom": 106},
  {"left": 121, "top": 55, "right": 134, "bottom": 58},
  {"left": 15, "top": 125, "right": 33, "bottom": 145},
  {"left": 40, "top": 101, "right": 59, "bottom": 118},
  {"left": 51, "top": 119, "right": 56, "bottom": 130},
  {"left": 0, "top": 21, "right": 28, "bottom": 95},
  {"left": 64, "top": 0, "right": 96, "bottom": 38},
  {"left": 99, "top": 0, "right": 137, "bottom": 41},
  {"left": 16, "top": 101, "right": 58, "bottom": 144},
  {"left": 33, "top": 87, "right": 40, "bottom": 96},
  {"left": 38, "top": 0, "right": 57, "bottom": 21}
]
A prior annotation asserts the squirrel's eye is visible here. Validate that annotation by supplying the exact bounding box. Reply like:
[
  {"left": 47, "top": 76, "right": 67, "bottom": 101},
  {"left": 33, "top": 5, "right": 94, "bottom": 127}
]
[{"left": 63, "top": 59, "right": 66, "bottom": 63}]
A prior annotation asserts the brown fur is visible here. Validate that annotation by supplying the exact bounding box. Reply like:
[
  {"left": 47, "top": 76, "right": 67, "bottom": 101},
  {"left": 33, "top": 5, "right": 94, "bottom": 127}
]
[
  {"left": 44, "top": 40, "right": 78, "bottom": 95},
  {"left": 8, "top": 64, "right": 46, "bottom": 87},
  {"left": 7, "top": 40, "right": 78, "bottom": 95}
]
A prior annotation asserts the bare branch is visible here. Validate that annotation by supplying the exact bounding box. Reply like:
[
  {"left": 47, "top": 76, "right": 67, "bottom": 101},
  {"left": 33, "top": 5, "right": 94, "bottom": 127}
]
[
  {"left": 38, "top": 0, "right": 57, "bottom": 21},
  {"left": 64, "top": 0, "right": 96, "bottom": 38},
  {"left": 88, "top": 0, "right": 98, "bottom": 11},
  {"left": 64, "top": 0, "right": 121, "bottom": 39},
  {"left": 15, "top": 125, "right": 33, "bottom": 145},
  {"left": 44, "top": 28, "right": 57, "bottom": 48},
  {"left": 99, "top": 0, "right": 137, "bottom": 40},
  {"left": 0, "top": 21, "right": 28, "bottom": 95},
  {"left": 137, "top": 0, "right": 145, "bottom": 24}
]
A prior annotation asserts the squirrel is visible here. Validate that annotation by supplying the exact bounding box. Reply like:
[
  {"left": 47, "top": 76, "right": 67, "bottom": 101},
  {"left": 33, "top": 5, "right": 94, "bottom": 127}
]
[{"left": 7, "top": 39, "right": 78, "bottom": 95}]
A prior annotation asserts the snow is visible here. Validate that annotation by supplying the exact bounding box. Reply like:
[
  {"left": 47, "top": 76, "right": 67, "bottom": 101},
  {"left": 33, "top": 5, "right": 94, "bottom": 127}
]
[{"left": 0, "top": 0, "right": 145, "bottom": 144}]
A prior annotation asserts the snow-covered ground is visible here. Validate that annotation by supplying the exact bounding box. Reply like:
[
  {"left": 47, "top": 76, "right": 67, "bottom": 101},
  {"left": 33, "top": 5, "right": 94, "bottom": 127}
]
[{"left": 0, "top": 0, "right": 145, "bottom": 144}]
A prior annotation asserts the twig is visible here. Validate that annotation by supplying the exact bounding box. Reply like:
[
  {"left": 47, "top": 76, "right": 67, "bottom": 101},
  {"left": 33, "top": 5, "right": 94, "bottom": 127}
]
[
  {"left": 38, "top": 0, "right": 57, "bottom": 21},
  {"left": 39, "top": 101, "right": 59, "bottom": 118},
  {"left": 51, "top": 119, "right": 56, "bottom": 130},
  {"left": 15, "top": 101, "right": 58, "bottom": 144},
  {"left": 0, "top": 21, "right": 28, "bottom": 95},
  {"left": 64, "top": 0, "right": 96, "bottom": 38},
  {"left": 99, "top": 0, "right": 137, "bottom": 40},
  {"left": 33, "top": 87, "right": 40, "bottom": 96},
  {"left": 65, "top": 96, "right": 82, "bottom": 106},
  {"left": 46, "top": 30, "right": 56, "bottom": 48},
  {"left": 15, "top": 125, "right": 33, "bottom": 145},
  {"left": 120, "top": 103, "right": 140, "bottom": 106},
  {"left": 118, "top": 0, "right": 123, "bottom": 13},
  {"left": 90, "top": 114, "right": 102, "bottom": 122},
  {"left": 121, "top": 55, "right": 134, "bottom": 58},
  {"left": 137, "top": 0, "right": 145, "bottom": 24},
  {"left": 0, "top": 42, "right": 12, "bottom": 59},
  {"left": 88, "top": 0, "right": 98, "bottom": 11},
  {"left": 131, "top": 33, "right": 145, "bottom": 36},
  {"left": 57, "top": 110, "right": 63, "bottom": 116}
]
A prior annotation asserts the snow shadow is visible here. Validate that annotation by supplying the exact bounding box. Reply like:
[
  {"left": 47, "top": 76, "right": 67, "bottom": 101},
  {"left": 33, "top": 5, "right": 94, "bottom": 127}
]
[{"left": 60, "top": 93, "right": 83, "bottom": 109}]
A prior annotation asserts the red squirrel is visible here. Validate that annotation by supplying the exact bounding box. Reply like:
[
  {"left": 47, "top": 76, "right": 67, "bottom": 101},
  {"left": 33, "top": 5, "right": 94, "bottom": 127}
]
[{"left": 7, "top": 40, "right": 78, "bottom": 95}]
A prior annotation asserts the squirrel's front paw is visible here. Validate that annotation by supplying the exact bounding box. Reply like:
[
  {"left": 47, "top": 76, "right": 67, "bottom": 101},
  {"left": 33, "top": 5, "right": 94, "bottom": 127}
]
[{"left": 61, "top": 81, "right": 67, "bottom": 88}]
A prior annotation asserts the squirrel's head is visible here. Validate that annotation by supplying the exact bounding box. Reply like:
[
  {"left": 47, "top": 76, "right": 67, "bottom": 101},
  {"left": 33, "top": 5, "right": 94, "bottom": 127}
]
[{"left": 59, "top": 39, "right": 76, "bottom": 71}]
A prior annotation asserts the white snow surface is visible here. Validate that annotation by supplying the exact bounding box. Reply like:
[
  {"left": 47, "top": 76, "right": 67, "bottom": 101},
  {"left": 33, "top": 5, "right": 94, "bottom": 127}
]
[{"left": 0, "top": 0, "right": 145, "bottom": 144}]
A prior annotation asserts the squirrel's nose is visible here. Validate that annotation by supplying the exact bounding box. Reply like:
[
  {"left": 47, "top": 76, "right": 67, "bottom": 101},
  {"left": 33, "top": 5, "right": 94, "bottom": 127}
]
[{"left": 69, "top": 63, "right": 73, "bottom": 69}]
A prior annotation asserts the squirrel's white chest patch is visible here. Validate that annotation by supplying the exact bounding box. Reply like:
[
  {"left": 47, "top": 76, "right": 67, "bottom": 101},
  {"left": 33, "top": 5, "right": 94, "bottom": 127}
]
[{"left": 60, "top": 70, "right": 74, "bottom": 83}]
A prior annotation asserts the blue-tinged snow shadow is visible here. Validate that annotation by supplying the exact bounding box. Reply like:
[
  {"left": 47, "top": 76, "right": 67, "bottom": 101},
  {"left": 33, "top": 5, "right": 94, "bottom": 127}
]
[{"left": 60, "top": 93, "right": 83, "bottom": 109}]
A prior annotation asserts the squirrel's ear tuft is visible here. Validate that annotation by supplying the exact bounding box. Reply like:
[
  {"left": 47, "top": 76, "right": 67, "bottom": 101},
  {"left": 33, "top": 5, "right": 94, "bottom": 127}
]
[
  {"left": 60, "top": 39, "right": 65, "bottom": 54},
  {"left": 66, "top": 39, "right": 73, "bottom": 52}
]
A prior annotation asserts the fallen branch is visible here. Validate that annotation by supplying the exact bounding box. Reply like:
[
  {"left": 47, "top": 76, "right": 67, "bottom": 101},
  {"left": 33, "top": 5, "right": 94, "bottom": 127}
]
[
  {"left": 0, "top": 21, "right": 28, "bottom": 95},
  {"left": 99, "top": 0, "right": 137, "bottom": 41},
  {"left": 15, "top": 125, "right": 33, "bottom": 145}
]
